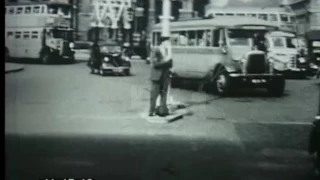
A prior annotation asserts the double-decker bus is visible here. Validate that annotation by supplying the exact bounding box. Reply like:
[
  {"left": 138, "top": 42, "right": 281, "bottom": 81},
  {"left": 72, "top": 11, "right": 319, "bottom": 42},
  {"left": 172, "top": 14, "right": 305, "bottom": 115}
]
[
  {"left": 152, "top": 16, "right": 286, "bottom": 96},
  {"left": 205, "top": 7, "right": 297, "bottom": 33},
  {"left": 5, "top": 0, "right": 75, "bottom": 64}
]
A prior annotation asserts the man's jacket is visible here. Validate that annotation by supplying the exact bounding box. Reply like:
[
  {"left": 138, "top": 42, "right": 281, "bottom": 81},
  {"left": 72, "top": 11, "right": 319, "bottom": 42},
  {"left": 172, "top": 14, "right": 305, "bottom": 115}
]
[{"left": 150, "top": 48, "right": 172, "bottom": 81}]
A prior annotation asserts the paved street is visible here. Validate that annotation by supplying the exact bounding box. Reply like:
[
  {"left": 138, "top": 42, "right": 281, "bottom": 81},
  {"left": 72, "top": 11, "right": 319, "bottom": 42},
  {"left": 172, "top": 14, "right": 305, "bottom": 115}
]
[{"left": 5, "top": 60, "right": 320, "bottom": 180}]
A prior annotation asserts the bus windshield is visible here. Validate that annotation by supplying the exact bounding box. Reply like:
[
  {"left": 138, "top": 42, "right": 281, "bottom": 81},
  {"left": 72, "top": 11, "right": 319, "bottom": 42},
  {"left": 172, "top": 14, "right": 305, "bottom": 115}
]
[
  {"left": 227, "top": 29, "right": 265, "bottom": 46},
  {"left": 272, "top": 37, "right": 297, "bottom": 49},
  {"left": 48, "top": 5, "right": 71, "bottom": 16},
  {"left": 51, "top": 29, "right": 72, "bottom": 40}
]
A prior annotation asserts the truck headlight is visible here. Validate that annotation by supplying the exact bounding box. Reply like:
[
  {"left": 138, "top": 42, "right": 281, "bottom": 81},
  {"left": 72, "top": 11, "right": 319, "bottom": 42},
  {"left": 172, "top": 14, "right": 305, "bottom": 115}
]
[
  {"left": 69, "top": 42, "right": 74, "bottom": 48},
  {"left": 103, "top": 57, "right": 109, "bottom": 62}
]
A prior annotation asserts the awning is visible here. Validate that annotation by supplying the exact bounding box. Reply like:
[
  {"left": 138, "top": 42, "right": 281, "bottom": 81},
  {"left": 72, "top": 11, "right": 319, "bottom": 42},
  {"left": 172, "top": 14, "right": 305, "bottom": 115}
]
[{"left": 306, "top": 30, "right": 320, "bottom": 41}]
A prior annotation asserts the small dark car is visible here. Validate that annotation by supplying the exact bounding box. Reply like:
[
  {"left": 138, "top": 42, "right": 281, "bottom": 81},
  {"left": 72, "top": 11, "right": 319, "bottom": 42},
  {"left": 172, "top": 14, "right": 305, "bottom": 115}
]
[{"left": 88, "top": 41, "right": 131, "bottom": 76}]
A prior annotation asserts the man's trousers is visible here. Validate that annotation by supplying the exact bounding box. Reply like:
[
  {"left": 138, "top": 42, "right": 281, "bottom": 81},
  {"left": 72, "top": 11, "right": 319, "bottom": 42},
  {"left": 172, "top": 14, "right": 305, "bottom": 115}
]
[{"left": 149, "top": 74, "right": 171, "bottom": 116}]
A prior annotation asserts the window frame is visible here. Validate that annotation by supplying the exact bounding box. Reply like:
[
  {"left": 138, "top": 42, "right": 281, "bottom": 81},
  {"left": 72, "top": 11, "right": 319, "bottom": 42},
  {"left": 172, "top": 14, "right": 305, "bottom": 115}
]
[
  {"left": 23, "top": 31, "right": 30, "bottom": 39},
  {"left": 15, "top": 32, "right": 22, "bottom": 39}
]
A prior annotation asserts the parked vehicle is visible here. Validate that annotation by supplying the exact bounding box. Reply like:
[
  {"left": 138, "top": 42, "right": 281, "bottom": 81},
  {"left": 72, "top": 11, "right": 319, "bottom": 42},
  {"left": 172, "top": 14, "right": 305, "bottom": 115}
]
[
  {"left": 88, "top": 41, "right": 131, "bottom": 76},
  {"left": 5, "top": 1, "right": 75, "bottom": 64},
  {"left": 305, "top": 30, "right": 320, "bottom": 77},
  {"left": 265, "top": 30, "right": 309, "bottom": 78},
  {"left": 151, "top": 17, "right": 285, "bottom": 96}
]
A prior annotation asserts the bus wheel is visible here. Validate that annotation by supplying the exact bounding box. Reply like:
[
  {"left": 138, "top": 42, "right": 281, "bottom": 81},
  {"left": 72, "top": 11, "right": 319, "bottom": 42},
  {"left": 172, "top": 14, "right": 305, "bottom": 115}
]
[
  {"left": 41, "top": 52, "right": 51, "bottom": 64},
  {"left": 213, "top": 71, "right": 233, "bottom": 96},
  {"left": 267, "top": 77, "right": 285, "bottom": 97}
]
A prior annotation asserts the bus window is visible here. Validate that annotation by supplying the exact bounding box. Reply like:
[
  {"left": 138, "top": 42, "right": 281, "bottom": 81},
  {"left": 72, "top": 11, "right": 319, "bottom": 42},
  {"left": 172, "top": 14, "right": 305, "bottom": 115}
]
[
  {"left": 41, "top": 6, "right": 45, "bottom": 13},
  {"left": 269, "top": 14, "right": 278, "bottom": 22},
  {"left": 236, "top": 13, "right": 245, "bottom": 17},
  {"left": 178, "top": 31, "right": 187, "bottom": 46},
  {"left": 5, "top": 7, "right": 7, "bottom": 14},
  {"left": 280, "top": 14, "right": 289, "bottom": 22},
  {"left": 33, "top": 6, "right": 40, "bottom": 14},
  {"left": 16, "top": 7, "right": 23, "bottom": 14},
  {"left": 31, "top": 31, "right": 38, "bottom": 39},
  {"left": 187, "top": 31, "right": 196, "bottom": 46},
  {"left": 155, "top": 32, "right": 160, "bottom": 45},
  {"left": 60, "top": 6, "right": 71, "bottom": 16},
  {"left": 23, "top": 32, "right": 30, "bottom": 39},
  {"left": 8, "top": 7, "right": 15, "bottom": 14},
  {"left": 25, "top": 7, "right": 31, "bottom": 14},
  {"left": 226, "top": 13, "right": 234, "bottom": 16},
  {"left": 48, "top": 6, "right": 58, "bottom": 14},
  {"left": 216, "top": 13, "right": 223, "bottom": 16},
  {"left": 171, "top": 32, "right": 179, "bottom": 46},
  {"left": 248, "top": 13, "right": 257, "bottom": 18},
  {"left": 258, "top": 14, "right": 268, "bottom": 21},
  {"left": 15, "top": 32, "right": 21, "bottom": 39},
  {"left": 272, "top": 37, "right": 285, "bottom": 48},
  {"left": 7, "top": 32, "right": 14, "bottom": 39},
  {"left": 213, "top": 29, "right": 220, "bottom": 47},
  {"left": 152, "top": 32, "right": 156, "bottom": 46},
  {"left": 289, "top": 16, "right": 296, "bottom": 23}
]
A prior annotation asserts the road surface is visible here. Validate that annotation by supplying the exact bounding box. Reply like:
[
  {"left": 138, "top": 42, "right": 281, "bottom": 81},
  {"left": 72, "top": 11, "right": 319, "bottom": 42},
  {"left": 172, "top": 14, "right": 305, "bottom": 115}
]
[{"left": 5, "top": 60, "right": 320, "bottom": 180}]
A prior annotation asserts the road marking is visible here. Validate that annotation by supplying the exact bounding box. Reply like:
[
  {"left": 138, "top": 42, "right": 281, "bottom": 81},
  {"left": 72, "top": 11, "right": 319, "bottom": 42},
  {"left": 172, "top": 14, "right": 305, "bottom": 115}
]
[{"left": 228, "top": 120, "right": 312, "bottom": 126}]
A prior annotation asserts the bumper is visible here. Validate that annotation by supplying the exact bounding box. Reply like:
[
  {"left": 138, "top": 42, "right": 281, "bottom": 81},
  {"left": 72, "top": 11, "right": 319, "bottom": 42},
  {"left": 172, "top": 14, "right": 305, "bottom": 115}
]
[
  {"left": 229, "top": 73, "right": 283, "bottom": 87},
  {"left": 101, "top": 63, "right": 130, "bottom": 73}
]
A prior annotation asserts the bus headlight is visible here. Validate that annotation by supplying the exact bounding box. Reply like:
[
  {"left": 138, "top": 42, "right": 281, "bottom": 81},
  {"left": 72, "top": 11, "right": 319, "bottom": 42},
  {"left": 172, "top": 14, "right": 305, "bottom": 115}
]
[
  {"left": 69, "top": 42, "right": 74, "bottom": 48},
  {"left": 103, "top": 57, "right": 109, "bottom": 62},
  {"left": 298, "top": 57, "right": 306, "bottom": 63}
]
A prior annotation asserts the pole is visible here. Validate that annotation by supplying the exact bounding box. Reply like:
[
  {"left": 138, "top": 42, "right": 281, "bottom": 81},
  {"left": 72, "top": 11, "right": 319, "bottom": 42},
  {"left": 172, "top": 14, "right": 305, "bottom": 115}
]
[{"left": 156, "top": 0, "right": 178, "bottom": 108}]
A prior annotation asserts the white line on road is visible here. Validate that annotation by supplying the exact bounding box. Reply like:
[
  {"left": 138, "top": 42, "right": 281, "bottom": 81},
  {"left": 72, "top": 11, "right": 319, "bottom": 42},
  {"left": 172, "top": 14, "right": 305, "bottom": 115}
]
[{"left": 228, "top": 120, "right": 312, "bottom": 126}]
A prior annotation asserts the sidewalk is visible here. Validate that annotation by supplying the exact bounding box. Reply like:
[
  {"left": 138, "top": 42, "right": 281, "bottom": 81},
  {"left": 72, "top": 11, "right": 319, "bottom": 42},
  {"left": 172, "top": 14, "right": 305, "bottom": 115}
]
[{"left": 5, "top": 63, "right": 24, "bottom": 74}]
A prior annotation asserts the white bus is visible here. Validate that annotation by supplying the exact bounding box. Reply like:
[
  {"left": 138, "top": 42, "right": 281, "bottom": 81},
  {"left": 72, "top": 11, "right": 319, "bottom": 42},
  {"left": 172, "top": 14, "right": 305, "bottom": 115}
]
[
  {"left": 265, "top": 30, "right": 309, "bottom": 77},
  {"left": 152, "top": 16, "right": 286, "bottom": 96},
  {"left": 5, "top": 0, "right": 75, "bottom": 64},
  {"left": 205, "top": 7, "right": 297, "bottom": 33}
]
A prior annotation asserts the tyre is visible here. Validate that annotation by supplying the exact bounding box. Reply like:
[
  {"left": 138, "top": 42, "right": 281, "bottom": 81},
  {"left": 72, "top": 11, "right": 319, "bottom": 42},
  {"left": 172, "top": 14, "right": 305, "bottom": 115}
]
[
  {"left": 267, "top": 77, "right": 285, "bottom": 96},
  {"left": 213, "top": 70, "right": 233, "bottom": 96},
  {"left": 171, "top": 75, "right": 180, "bottom": 88},
  {"left": 40, "top": 52, "right": 51, "bottom": 64},
  {"left": 124, "top": 69, "right": 131, "bottom": 76},
  {"left": 99, "top": 69, "right": 105, "bottom": 76}
]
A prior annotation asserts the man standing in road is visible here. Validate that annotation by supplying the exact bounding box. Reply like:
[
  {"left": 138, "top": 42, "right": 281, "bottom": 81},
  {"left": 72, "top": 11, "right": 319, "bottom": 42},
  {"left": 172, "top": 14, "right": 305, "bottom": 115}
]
[{"left": 149, "top": 37, "right": 173, "bottom": 117}]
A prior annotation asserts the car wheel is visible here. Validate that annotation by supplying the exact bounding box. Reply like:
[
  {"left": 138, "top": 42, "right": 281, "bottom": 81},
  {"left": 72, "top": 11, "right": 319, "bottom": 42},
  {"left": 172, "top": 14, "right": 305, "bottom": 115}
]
[
  {"left": 213, "top": 71, "right": 233, "bottom": 96},
  {"left": 99, "top": 69, "right": 105, "bottom": 76},
  {"left": 267, "top": 77, "right": 285, "bottom": 97},
  {"left": 124, "top": 69, "right": 131, "bottom": 76}
]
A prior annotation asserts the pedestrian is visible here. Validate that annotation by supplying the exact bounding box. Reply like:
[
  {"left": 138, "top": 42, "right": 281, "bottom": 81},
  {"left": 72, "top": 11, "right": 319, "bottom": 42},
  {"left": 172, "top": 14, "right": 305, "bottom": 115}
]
[
  {"left": 88, "top": 42, "right": 102, "bottom": 71},
  {"left": 149, "top": 37, "right": 173, "bottom": 117}
]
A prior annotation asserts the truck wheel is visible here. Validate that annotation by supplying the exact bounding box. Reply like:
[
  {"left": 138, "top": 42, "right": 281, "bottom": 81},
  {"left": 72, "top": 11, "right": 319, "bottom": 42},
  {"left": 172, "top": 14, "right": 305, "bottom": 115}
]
[
  {"left": 40, "top": 52, "right": 51, "bottom": 64},
  {"left": 213, "top": 71, "right": 233, "bottom": 96},
  {"left": 171, "top": 75, "right": 180, "bottom": 88},
  {"left": 267, "top": 77, "right": 285, "bottom": 96}
]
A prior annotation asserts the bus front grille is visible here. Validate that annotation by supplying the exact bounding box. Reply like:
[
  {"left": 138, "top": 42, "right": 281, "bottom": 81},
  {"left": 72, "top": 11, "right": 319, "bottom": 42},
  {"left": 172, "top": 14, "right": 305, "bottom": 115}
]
[{"left": 245, "top": 54, "right": 266, "bottom": 74}]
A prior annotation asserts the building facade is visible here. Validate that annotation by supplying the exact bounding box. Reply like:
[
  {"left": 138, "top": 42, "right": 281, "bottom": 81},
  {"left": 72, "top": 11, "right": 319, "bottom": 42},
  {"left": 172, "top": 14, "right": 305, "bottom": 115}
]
[{"left": 309, "top": 0, "right": 320, "bottom": 30}]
